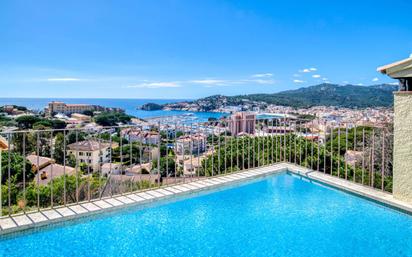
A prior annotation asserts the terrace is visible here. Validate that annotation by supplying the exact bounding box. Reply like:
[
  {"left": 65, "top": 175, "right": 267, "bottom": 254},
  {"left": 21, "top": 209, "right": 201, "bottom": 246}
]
[{"left": 0, "top": 115, "right": 400, "bottom": 233}]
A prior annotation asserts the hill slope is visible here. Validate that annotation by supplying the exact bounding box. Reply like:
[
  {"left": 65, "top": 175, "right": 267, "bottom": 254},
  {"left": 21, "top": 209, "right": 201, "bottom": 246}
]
[
  {"left": 234, "top": 83, "right": 396, "bottom": 108},
  {"left": 161, "top": 83, "right": 397, "bottom": 111},
  {"left": 212, "top": 83, "right": 397, "bottom": 108}
]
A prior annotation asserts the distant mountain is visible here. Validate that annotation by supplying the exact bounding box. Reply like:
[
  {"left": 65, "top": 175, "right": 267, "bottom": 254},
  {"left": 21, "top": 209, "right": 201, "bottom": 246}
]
[
  {"left": 233, "top": 83, "right": 397, "bottom": 108},
  {"left": 160, "top": 83, "right": 397, "bottom": 111}
]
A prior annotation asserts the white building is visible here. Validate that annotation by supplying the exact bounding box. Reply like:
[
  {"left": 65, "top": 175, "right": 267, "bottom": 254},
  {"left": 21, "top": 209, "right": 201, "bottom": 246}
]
[
  {"left": 67, "top": 140, "right": 117, "bottom": 171},
  {"left": 176, "top": 134, "right": 207, "bottom": 155},
  {"left": 121, "top": 128, "right": 160, "bottom": 145}
]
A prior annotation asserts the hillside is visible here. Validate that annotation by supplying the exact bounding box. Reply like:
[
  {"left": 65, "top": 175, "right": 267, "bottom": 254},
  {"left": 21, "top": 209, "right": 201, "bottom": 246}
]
[
  {"left": 160, "top": 83, "right": 397, "bottom": 111},
  {"left": 234, "top": 83, "right": 397, "bottom": 108}
]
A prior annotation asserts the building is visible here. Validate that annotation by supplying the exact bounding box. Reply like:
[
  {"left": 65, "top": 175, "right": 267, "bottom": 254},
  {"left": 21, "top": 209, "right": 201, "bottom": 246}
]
[
  {"left": 378, "top": 55, "right": 412, "bottom": 203},
  {"left": 71, "top": 113, "right": 92, "bottom": 122},
  {"left": 126, "top": 163, "right": 152, "bottom": 174},
  {"left": 183, "top": 157, "right": 203, "bottom": 176},
  {"left": 45, "top": 101, "right": 124, "bottom": 117},
  {"left": 101, "top": 163, "right": 122, "bottom": 176},
  {"left": 229, "top": 112, "right": 256, "bottom": 136},
  {"left": 67, "top": 140, "right": 117, "bottom": 171},
  {"left": 26, "top": 155, "right": 75, "bottom": 186},
  {"left": 120, "top": 128, "right": 160, "bottom": 145},
  {"left": 1, "top": 105, "right": 25, "bottom": 115},
  {"left": 176, "top": 134, "right": 207, "bottom": 155},
  {"left": 378, "top": 54, "right": 412, "bottom": 91}
]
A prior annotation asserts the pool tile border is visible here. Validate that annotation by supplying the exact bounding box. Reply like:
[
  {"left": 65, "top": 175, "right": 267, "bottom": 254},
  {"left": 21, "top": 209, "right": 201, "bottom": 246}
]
[
  {"left": 284, "top": 163, "right": 412, "bottom": 215},
  {"left": 2, "top": 162, "right": 412, "bottom": 235}
]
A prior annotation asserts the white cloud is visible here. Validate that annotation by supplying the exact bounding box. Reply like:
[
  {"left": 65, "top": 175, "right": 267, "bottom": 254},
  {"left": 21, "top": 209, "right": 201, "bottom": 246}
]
[
  {"left": 249, "top": 79, "right": 275, "bottom": 84},
  {"left": 47, "top": 77, "right": 81, "bottom": 82},
  {"left": 190, "top": 79, "right": 226, "bottom": 85},
  {"left": 293, "top": 74, "right": 300, "bottom": 77},
  {"left": 357, "top": 83, "right": 364, "bottom": 86},
  {"left": 127, "top": 82, "right": 181, "bottom": 89},
  {"left": 299, "top": 67, "right": 317, "bottom": 73},
  {"left": 126, "top": 74, "right": 276, "bottom": 89},
  {"left": 312, "top": 74, "right": 321, "bottom": 78},
  {"left": 191, "top": 77, "right": 275, "bottom": 87},
  {"left": 251, "top": 73, "right": 273, "bottom": 78},
  {"left": 389, "top": 82, "right": 398, "bottom": 85},
  {"left": 293, "top": 79, "right": 305, "bottom": 83},
  {"left": 342, "top": 81, "right": 349, "bottom": 85},
  {"left": 372, "top": 77, "right": 379, "bottom": 82}
]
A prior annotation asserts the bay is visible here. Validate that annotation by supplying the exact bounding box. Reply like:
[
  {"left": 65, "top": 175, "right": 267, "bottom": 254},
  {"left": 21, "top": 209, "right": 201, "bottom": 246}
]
[{"left": 0, "top": 98, "right": 227, "bottom": 122}]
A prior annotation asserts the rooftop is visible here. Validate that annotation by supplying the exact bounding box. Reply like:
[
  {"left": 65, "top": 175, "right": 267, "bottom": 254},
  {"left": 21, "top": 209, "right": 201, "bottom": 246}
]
[
  {"left": 67, "top": 140, "right": 114, "bottom": 151},
  {"left": 377, "top": 55, "right": 412, "bottom": 78}
]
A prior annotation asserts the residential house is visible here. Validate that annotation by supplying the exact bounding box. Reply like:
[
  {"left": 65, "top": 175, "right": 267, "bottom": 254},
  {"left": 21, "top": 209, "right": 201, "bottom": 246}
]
[
  {"left": 71, "top": 113, "right": 92, "bottom": 122},
  {"left": 67, "top": 140, "right": 117, "bottom": 171},
  {"left": 126, "top": 163, "right": 152, "bottom": 175},
  {"left": 26, "top": 154, "right": 75, "bottom": 186},
  {"left": 101, "top": 163, "right": 122, "bottom": 176},
  {"left": 176, "top": 134, "right": 207, "bottom": 155},
  {"left": 121, "top": 128, "right": 160, "bottom": 145}
]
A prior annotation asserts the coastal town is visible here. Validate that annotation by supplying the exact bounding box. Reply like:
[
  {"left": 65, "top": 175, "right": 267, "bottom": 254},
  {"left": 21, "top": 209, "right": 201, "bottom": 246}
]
[{"left": 0, "top": 96, "right": 394, "bottom": 215}]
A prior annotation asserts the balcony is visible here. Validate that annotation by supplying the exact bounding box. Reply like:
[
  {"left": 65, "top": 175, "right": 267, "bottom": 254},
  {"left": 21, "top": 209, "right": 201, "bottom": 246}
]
[{"left": 0, "top": 117, "right": 397, "bottom": 232}]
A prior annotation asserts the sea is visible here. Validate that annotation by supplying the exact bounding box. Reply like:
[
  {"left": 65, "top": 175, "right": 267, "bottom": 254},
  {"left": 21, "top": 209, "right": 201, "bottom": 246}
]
[{"left": 0, "top": 98, "right": 227, "bottom": 122}]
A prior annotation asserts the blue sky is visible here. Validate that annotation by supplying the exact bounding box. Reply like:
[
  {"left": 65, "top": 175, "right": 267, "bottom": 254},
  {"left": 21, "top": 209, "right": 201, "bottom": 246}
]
[{"left": 1, "top": 0, "right": 411, "bottom": 99}]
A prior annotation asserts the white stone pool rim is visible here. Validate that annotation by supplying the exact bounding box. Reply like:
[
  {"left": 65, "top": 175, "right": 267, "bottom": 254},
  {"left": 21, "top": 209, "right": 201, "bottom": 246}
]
[{"left": 1, "top": 163, "right": 411, "bottom": 236}]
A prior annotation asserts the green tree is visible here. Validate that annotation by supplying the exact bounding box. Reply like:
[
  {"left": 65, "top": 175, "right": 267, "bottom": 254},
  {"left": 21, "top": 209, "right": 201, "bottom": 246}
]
[
  {"left": 94, "top": 112, "right": 132, "bottom": 126},
  {"left": 15, "top": 115, "right": 41, "bottom": 129}
]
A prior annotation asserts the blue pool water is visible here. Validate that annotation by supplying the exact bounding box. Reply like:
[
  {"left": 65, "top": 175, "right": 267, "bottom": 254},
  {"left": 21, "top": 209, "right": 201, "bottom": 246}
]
[{"left": 1, "top": 173, "right": 412, "bottom": 257}]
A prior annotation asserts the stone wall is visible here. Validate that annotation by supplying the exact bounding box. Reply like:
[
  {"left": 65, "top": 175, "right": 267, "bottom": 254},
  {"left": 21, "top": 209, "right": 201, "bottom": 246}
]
[{"left": 393, "top": 92, "right": 412, "bottom": 203}]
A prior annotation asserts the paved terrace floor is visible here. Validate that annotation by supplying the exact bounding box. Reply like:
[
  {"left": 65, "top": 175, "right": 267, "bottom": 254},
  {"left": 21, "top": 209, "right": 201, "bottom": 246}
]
[{"left": 1, "top": 163, "right": 412, "bottom": 235}]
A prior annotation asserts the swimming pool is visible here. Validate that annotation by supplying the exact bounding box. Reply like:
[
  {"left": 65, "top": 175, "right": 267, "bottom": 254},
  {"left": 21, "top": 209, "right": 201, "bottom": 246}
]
[{"left": 1, "top": 172, "right": 412, "bottom": 257}]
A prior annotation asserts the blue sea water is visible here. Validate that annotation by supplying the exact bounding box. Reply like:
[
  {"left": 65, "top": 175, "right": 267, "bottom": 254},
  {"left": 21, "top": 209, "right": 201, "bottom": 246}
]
[
  {"left": 1, "top": 173, "right": 412, "bottom": 257},
  {"left": 0, "top": 98, "right": 227, "bottom": 121}
]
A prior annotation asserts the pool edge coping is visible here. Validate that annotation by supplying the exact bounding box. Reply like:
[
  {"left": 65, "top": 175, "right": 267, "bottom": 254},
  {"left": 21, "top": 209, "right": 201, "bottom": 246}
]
[{"left": 285, "top": 163, "right": 412, "bottom": 215}]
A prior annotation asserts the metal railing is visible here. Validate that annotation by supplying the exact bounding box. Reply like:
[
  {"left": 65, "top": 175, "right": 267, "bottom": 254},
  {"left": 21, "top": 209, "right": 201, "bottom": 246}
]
[{"left": 0, "top": 117, "right": 393, "bottom": 216}]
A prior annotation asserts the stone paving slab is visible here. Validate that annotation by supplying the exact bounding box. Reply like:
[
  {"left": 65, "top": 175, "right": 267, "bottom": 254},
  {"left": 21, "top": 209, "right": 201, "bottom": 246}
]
[
  {"left": 164, "top": 187, "right": 183, "bottom": 193},
  {"left": 145, "top": 190, "right": 165, "bottom": 198},
  {"left": 56, "top": 207, "right": 77, "bottom": 217},
  {"left": 104, "top": 198, "right": 124, "bottom": 207},
  {"left": 93, "top": 200, "right": 113, "bottom": 209},
  {"left": 42, "top": 209, "right": 62, "bottom": 220},
  {"left": 126, "top": 194, "right": 146, "bottom": 202},
  {"left": 27, "top": 212, "right": 48, "bottom": 223},
  {"left": 81, "top": 203, "right": 101, "bottom": 212},
  {"left": 67, "top": 205, "right": 87, "bottom": 215},
  {"left": 12, "top": 215, "right": 32, "bottom": 226},
  {"left": 116, "top": 196, "right": 135, "bottom": 204},
  {"left": 0, "top": 218, "right": 17, "bottom": 230},
  {"left": 155, "top": 189, "right": 174, "bottom": 196}
]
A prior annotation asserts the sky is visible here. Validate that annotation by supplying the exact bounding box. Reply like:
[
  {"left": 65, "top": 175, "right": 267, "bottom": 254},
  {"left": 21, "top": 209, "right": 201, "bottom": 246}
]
[{"left": 1, "top": 0, "right": 412, "bottom": 99}]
